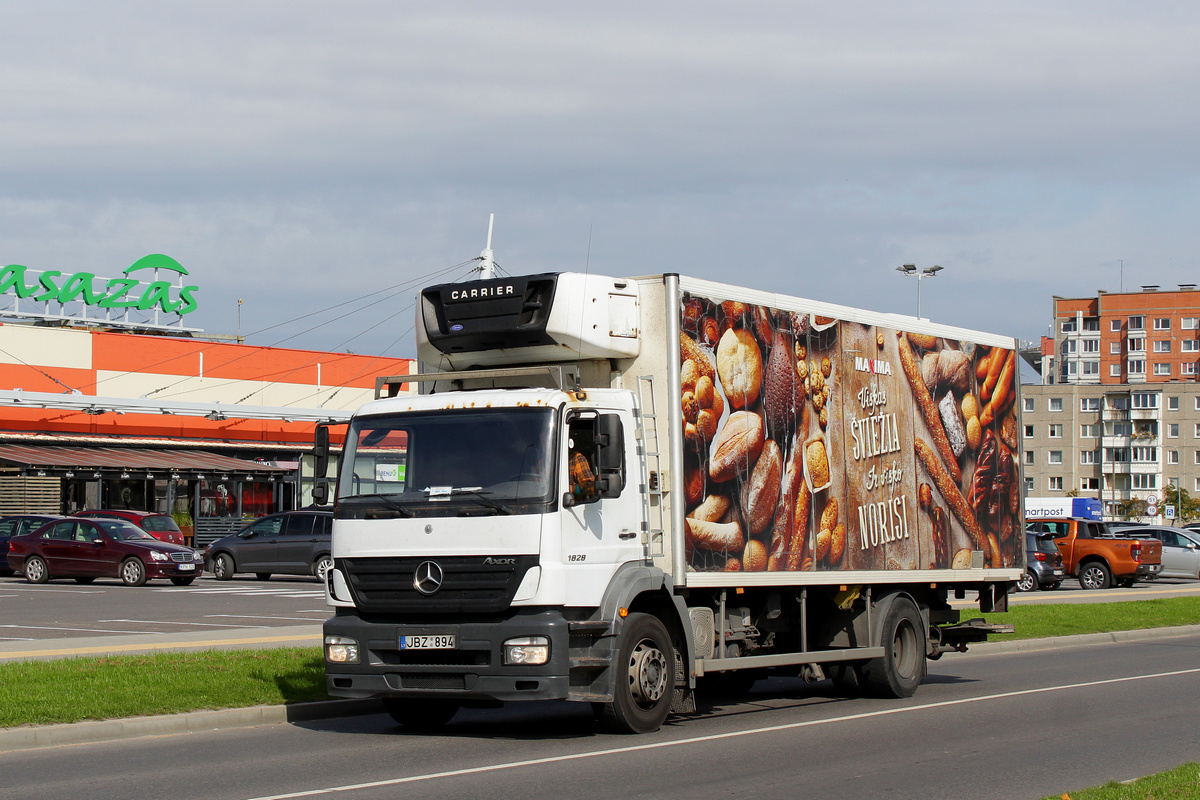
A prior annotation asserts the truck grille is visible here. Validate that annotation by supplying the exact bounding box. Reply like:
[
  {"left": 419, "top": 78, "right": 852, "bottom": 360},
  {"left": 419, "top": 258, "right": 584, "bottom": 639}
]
[{"left": 341, "top": 555, "right": 538, "bottom": 615}]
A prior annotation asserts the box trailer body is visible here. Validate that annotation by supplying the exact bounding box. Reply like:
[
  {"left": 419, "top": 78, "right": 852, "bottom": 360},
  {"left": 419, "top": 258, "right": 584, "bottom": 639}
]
[{"left": 321, "top": 271, "right": 1023, "bottom": 733}]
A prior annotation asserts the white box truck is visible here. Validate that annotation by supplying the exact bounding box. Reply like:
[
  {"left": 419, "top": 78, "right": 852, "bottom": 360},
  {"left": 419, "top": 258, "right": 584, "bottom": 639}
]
[{"left": 319, "top": 269, "right": 1022, "bottom": 733}]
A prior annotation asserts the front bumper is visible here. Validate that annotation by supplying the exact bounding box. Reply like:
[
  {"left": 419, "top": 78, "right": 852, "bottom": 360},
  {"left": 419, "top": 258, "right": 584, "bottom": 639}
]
[
  {"left": 323, "top": 609, "right": 575, "bottom": 703},
  {"left": 146, "top": 560, "right": 202, "bottom": 579}
]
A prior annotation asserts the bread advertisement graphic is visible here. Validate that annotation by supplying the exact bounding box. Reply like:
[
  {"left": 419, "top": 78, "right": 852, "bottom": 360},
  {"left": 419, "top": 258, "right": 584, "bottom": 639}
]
[{"left": 679, "top": 291, "right": 1021, "bottom": 573}]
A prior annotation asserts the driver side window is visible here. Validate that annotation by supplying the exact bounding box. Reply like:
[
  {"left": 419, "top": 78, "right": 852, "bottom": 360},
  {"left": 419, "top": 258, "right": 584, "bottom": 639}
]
[{"left": 566, "top": 417, "right": 601, "bottom": 506}]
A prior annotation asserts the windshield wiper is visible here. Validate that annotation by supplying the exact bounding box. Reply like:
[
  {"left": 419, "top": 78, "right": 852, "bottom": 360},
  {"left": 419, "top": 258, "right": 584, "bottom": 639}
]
[
  {"left": 343, "top": 493, "right": 415, "bottom": 517},
  {"left": 421, "top": 487, "right": 513, "bottom": 515}
]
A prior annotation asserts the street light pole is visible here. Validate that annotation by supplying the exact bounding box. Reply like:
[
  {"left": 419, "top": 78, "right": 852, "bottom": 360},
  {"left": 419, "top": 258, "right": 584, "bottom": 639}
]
[{"left": 895, "top": 264, "right": 944, "bottom": 318}]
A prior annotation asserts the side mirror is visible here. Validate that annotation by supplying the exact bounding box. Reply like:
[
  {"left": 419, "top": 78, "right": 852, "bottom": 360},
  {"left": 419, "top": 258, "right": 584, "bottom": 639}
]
[
  {"left": 313, "top": 424, "right": 331, "bottom": 506},
  {"left": 239, "top": 530, "right": 256, "bottom": 539},
  {"left": 595, "top": 414, "right": 626, "bottom": 499}
]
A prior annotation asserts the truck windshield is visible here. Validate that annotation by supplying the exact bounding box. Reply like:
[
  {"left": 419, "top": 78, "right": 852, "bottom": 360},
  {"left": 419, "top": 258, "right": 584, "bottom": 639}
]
[{"left": 338, "top": 407, "right": 557, "bottom": 513}]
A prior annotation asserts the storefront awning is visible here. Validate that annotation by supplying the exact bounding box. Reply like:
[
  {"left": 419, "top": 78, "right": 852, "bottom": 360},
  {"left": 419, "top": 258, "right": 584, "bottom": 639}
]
[{"left": 0, "top": 445, "right": 291, "bottom": 480}]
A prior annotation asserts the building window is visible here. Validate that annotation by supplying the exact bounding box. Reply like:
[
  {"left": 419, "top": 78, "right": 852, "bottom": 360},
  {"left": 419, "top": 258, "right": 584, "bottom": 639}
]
[
  {"left": 1132, "top": 393, "right": 1159, "bottom": 409},
  {"left": 1195, "top": 477, "right": 1200, "bottom": 491},
  {"left": 1184, "top": 340, "right": 1200, "bottom": 352},
  {"left": 1080, "top": 424, "right": 1100, "bottom": 438},
  {"left": 1024, "top": 397, "right": 1035, "bottom": 412},
  {"left": 1109, "top": 422, "right": 1132, "bottom": 437},
  {"left": 1110, "top": 364, "right": 1122, "bottom": 377},
  {"left": 1183, "top": 318, "right": 1199, "bottom": 330},
  {"left": 1184, "top": 363, "right": 1198, "bottom": 376},
  {"left": 1024, "top": 424, "right": 1035, "bottom": 438},
  {"left": 1083, "top": 318, "right": 1100, "bottom": 332},
  {"left": 1048, "top": 451, "right": 1063, "bottom": 464},
  {"left": 1168, "top": 449, "right": 1180, "bottom": 465},
  {"left": 1063, "top": 340, "right": 1077, "bottom": 355},
  {"left": 1133, "top": 474, "right": 1157, "bottom": 490},
  {"left": 1169, "top": 396, "right": 1180, "bottom": 411},
  {"left": 1155, "top": 363, "right": 1172, "bottom": 376},
  {"left": 1106, "top": 447, "right": 1130, "bottom": 462},
  {"left": 1080, "top": 450, "right": 1097, "bottom": 464},
  {"left": 1049, "top": 398, "right": 1063, "bottom": 412},
  {"left": 1129, "top": 315, "right": 1145, "bottom": 331},
  {"left": 1168, "top": 423, "right": 1180, "bottom": 438},
  {"left": 1024, "top": 450, "right": 1035, "bottom": 465},
  {"left": 1081, "top": 397, "right": 1100, "bottom": 411},
  {"left": 1026, "top": 477, "right": 1035, "bottom": 494},
  {"left": 1154, "top": 318, "right": 1171, "bottom": 330},
  {"left": 1127, "top": 338, "right": 1145, "bottom": 352},
  {"left": 1128, "top": 360, "right": 1145, "bottom": 374},
  {"left": 1110, "top": 342, "right": 1123, "bottom": 354},
  {"left": 1049, "top": 477, "right": 1063, "bottom": 491},
  {"left": 1082, "top": 361, "right": 1100, "bottom": 376},
  {"left": 1111, "top": 319, "right": 1123, "bottom": 332},
  {"left": 1132, "top": 446, "right": 1157, "bottom": 462},
  {"left": 1082, "top": 339, "right": 1099, "bottom": 353},
  {"left": 1049, "top": 424, "right": 1063, "bottom": 438},
  {"left": 1061, "top": 319, "right": 1077, "bottom": 333},
  {"left": 1195, "top": 450, "right": 1200, "bottom": 465},
  {"left": 1081, "top": 477, "right": 1100, "bottom": 491},
  {"left": 1154, "top": 340, "right": 1172, "bottom": 353}
]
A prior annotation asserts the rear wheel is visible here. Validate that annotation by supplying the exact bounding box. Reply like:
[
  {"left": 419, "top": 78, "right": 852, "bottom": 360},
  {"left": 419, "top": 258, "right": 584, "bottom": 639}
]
[
  {"left": 381, "top": 698, "right": 460, "bottom": 730},
  {"left": 120, "top": 558, "right": 148, "bottom": 587},
  {"left": 255, "top": 573, "right": 272, "bottom": 581},
  {"left": 599, "top": 613, "right": 675, "bottom": 734},
  {"left": 1015, "top": 570, "right": 1038, "bottom": 592},
  {"left": 313, "top": 555, "right": 333, "bottom": 582},
  {"left": 212, "top": 553, "right": 234, "bottom": 581},
  {"left": 861, "top": 597, "right": 926, "bottom": 698},
  {"left": 24, "top": 556, "right": 49, "bottom": 584},
  {"left": 170, "top": 576, "right": 196, "bottom": 586},
  {"left": 1079, "top": 562, "right": 1112, "bottom": 590}
]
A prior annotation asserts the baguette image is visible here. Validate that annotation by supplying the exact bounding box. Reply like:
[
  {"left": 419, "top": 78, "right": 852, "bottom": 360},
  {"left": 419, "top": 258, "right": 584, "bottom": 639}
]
[
  {"left": 898, "top": 332, "right": 961, "bottom": 484},
  {"left": 914, "top": 438, "right": 991, "bottom": 564}
]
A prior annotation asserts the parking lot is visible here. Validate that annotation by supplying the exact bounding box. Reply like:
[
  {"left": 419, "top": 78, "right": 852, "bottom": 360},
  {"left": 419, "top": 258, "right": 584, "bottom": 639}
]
[{"left": 0, "top": 574, "right": 330, "bottom": 643}]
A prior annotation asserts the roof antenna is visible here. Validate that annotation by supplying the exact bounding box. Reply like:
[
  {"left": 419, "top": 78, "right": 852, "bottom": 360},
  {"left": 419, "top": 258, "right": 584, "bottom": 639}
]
[{"left": 478, "top": 213, "right": 496, "bottom": 280}]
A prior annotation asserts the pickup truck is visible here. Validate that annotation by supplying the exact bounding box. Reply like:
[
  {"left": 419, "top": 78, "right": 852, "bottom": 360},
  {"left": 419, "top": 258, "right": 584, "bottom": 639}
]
[{"left": 1025, "top": 517, "right": 1162, "bottom": 590}]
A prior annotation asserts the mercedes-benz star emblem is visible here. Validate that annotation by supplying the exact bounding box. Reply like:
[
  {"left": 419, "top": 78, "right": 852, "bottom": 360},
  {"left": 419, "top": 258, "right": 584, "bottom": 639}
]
[{"left": 414, "top": 561, "right": 444, "bottom": 595}]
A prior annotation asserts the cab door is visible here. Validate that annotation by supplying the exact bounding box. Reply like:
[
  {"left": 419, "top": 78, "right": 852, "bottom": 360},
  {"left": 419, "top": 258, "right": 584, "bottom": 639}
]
[{"left": 559, "top": 408, "right": 644, "bottom": 605}]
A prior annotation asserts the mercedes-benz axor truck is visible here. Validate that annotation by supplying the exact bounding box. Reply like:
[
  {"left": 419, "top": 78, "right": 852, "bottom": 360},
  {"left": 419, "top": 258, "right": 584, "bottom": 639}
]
[{"left": 320, "top": 267, "right": 1023, "bottom": 733}]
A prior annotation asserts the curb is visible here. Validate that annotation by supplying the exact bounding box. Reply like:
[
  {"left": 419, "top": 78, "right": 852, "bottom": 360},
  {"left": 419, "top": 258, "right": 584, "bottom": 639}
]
[
  {"left": 0, "top": 698, "right": 382, "bottom": 753},
  {"left": 4, "top": 625, "right": 1200, "bottom": 753}
]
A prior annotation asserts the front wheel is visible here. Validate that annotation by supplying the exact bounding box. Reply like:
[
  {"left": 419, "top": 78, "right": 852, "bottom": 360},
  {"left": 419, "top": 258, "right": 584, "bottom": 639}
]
[
  {"left": 599, "top": 613, "right": 675, "bottom": 734},
  {"left": 313, "top": 555, "right": 333, "bottom": 582},
  {"left": 1079, "top": 562, "right": 1112, "bottom": 590},
  {"left": 381, "top": 698, "right": 460, "bottom": 730},
  {"left": 211, "top": 553, "right": 234, "bottom": 581},
  {"left": 1015, "top": 570, "right": 1038, "bottom": 592},
  {"left": 24, "top": 556, "right": 49, "bottom": 584},
  {"left": 120, "top": 558, "right": 148, "bottom": 587},
  {"left": 861, "top": 597, "right": 926, "bottom": 698}
]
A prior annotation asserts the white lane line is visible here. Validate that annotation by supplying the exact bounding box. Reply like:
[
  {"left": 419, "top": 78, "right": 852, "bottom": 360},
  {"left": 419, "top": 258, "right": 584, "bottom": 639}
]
[
  {"left": 0, "top": 586, "right": 104, "bottom": 594},
  {"left": 205, "top": 614, "right": 328, "bottom": 622},
  {"left": 0, "top": 624, "right": 149, "bottom": 634},
  {"left": 0, "top": 636, "right": 35, "bottom": 641},
  {"left": 240, "top": 666, "right": 1200, "bottom": 800},
  {"left": 98, "top": 619, "right": 255, "bottom": 628}
]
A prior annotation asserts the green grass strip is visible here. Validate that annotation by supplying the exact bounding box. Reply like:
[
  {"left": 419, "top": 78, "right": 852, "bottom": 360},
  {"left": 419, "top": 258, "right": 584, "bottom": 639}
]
[
  {"left": 0, "top": 648, "right": 326, "bottom": 728},
  {"left": 1042, "top": 761, "right": 1200, "bottom": 799},
  {"left": 981, "top": 596, "right": 1200, "bottom": 640}
]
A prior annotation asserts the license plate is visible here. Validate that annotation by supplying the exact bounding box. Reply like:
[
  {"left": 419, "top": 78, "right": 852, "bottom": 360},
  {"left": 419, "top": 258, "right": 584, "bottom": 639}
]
[
  {"left": 400, "top": 634, "right": 455, "bottom": 650},
  {"left": 1052, "top": 569, "right": 1064, "bottom": 576},
  {"left": 178, "top": 563, "right": 196, "bottom": 571}
]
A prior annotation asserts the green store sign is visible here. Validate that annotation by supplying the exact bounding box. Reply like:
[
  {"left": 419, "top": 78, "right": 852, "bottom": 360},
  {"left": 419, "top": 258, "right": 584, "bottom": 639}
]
[{"left": 0, "top": 254, "right": 199, "bottom": 315}]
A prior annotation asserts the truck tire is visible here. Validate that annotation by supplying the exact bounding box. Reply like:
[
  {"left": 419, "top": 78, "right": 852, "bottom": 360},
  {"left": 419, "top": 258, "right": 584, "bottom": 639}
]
[
  {"left": 1015, "top": 570, "right": 1038, "bottom": 592},
  {"left": 381, "top": 698, "right": 460, "bottom": 730},
  {"left": 861, "top": 597, "right": 926, "bottom": 698},
  {"left": 1078, "top": 562, "right": 1111, "bottom": 590},
  {"left": 599, "top": 612, "right": 675, "bottom": 734}
]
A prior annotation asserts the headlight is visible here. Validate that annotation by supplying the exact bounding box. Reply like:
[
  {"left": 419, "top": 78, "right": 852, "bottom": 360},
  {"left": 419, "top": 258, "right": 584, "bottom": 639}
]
[
  {"left": 150, "top": 551, "right": 169, "bottom": 562},
  {"left": 193, "top": 552, "right": 204, "bottom": 562},
  {"left": 325, "top": 635, "right": 359, "bottom": 664},
  {"left": 503, "top": 636, "right": 550, "bottom": 666}
]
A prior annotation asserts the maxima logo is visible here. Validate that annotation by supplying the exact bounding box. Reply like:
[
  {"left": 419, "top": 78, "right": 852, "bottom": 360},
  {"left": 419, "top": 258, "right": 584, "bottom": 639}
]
[{"left": 854, "top": 356, "right": 893, "bottom": 375}]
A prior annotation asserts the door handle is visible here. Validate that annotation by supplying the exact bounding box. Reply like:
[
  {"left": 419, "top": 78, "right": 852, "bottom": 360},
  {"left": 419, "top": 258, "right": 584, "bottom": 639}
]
[{"left": 619, "top": 529, "right": 637, "bottom": 539}]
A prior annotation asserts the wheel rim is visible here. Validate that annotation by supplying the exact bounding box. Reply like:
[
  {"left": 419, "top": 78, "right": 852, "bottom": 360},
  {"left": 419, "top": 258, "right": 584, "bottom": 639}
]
[
  {"left": 123, "top": 560, "right": 142, "bottom": 584},
  {"left": 627, "top": 638, "right": 669, "bottom": 707},
  {"left": 1082, "top": 566, "right": 1104, "bottom": 588},
  {"left": 1017, "top": 572, "right": 1035, "bottom": 591},
  {"left": 27, "top": 559, "right": 44, "bottom": 581},
  {"left": 214, "top": 556, "right": 227, "bottom": 578},
  {"left": 316, "top": 557, "right": 332, "bottom": 581}
]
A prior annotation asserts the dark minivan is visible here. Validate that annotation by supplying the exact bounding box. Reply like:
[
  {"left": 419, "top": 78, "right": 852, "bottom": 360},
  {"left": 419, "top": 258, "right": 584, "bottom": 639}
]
[{"left": 204, "top": 510, "right": 333, "bottom": 581}]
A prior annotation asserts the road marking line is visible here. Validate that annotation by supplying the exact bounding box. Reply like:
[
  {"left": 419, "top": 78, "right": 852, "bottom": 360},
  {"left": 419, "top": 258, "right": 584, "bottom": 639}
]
[
  {"left": 205, "top": 615, "right": 329, "bottom": 622},
  {"left": 239, "top": 666, "right": 1200, "bottom": 800},
  {"left": 0, "top": 632, "right": 322, "bottom": 659},
  {"left": 99, "top": 619, "right": 255, "bottom": 628},
  {"left": 0, "top": 624, "right": 148, "bottom": 634}
]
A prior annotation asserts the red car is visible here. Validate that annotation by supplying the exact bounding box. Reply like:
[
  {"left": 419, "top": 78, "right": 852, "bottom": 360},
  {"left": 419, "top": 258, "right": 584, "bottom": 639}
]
[
  {"left": 76, "top": 510, "right": 188, "bottom": 546},
  {"left": 6, "top": 517, "right": 204, "bottom": 586}
]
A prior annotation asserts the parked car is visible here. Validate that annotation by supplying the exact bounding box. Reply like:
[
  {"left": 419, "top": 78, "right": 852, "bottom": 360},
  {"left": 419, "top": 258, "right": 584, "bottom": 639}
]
[
  {"left": 1016, "top": 530, "right": 1066, "bottom": 592},
  {"left": 1110, "top": 525, "right": 1200, "bottom": 580},
  {"left": 76, "top": 509, "right": 187, "bottom": 546},
  {"left": 0, "top": 514, "right": 63, "bottom": 576},
  {"left": 6, "top": 517, "right": 204, "bottom": 586},
  {"left": 204, "top": 510, "right": 333, "bottom": 581}
]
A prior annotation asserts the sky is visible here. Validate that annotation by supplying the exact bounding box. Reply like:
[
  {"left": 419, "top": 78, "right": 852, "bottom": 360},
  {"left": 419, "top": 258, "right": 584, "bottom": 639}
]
[{"left": 3, "top": 2, "right": 1200, "bottom": 371}]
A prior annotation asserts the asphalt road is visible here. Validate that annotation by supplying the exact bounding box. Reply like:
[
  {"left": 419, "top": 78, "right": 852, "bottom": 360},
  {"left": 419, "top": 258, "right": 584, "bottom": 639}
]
[{"left": 1, "top": 630, "right": 1198, "bottom": 800}]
